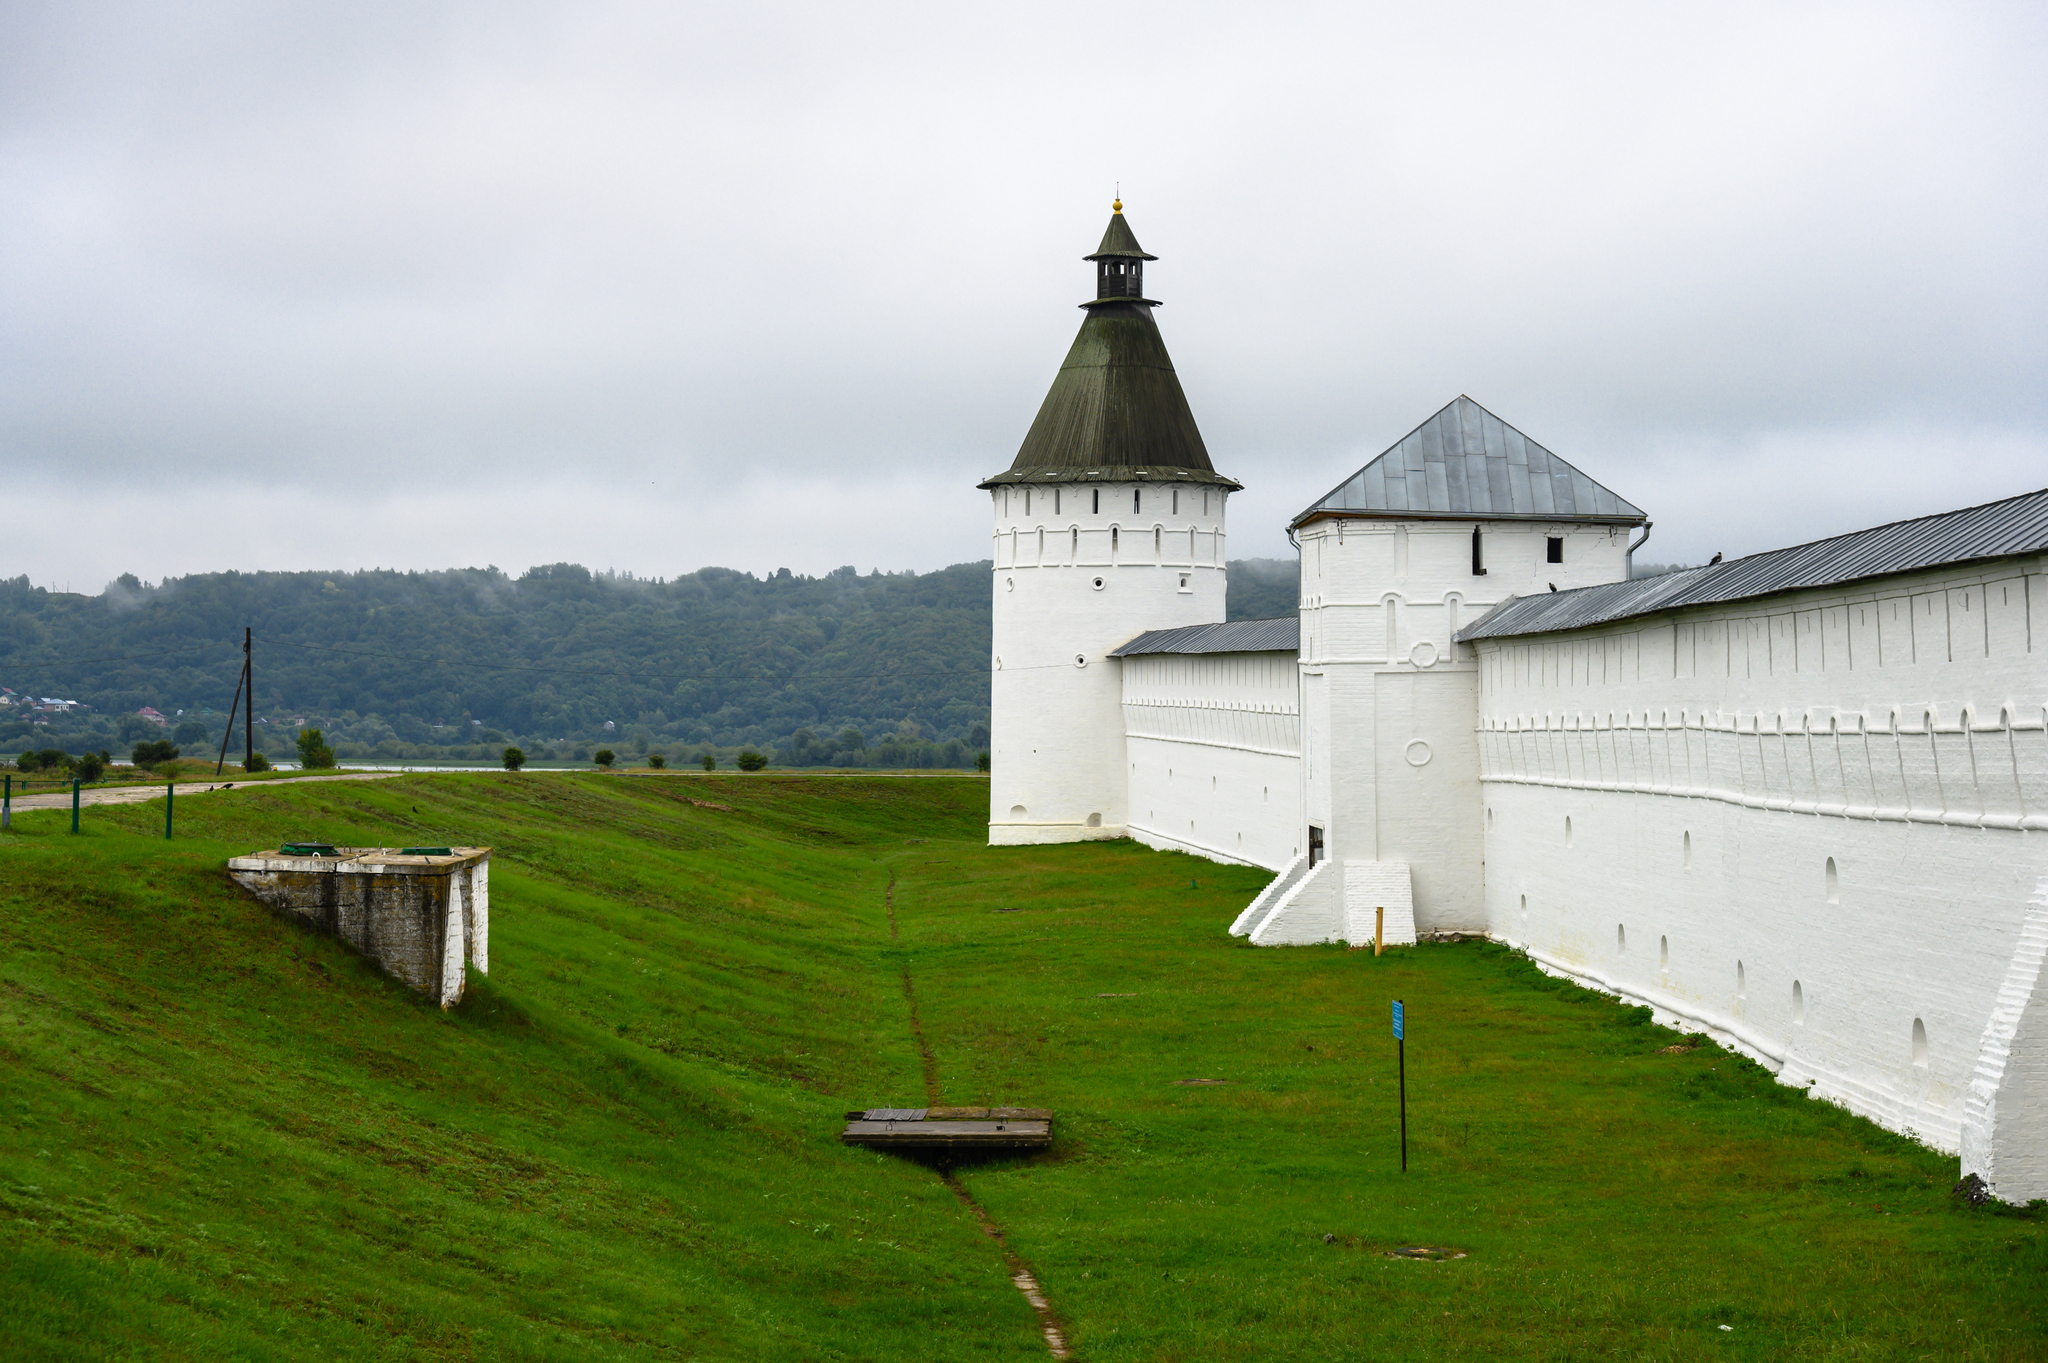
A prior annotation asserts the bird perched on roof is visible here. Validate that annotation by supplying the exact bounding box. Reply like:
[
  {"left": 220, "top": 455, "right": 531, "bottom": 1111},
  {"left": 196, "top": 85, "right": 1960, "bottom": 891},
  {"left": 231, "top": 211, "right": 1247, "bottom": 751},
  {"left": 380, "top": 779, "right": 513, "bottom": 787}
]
[
  {"left": 1709, "top": 552, "right": 1723, "bottom": 565},
  {"left": 1548, "top": 583, "right": 1558, "bottom": 592}
]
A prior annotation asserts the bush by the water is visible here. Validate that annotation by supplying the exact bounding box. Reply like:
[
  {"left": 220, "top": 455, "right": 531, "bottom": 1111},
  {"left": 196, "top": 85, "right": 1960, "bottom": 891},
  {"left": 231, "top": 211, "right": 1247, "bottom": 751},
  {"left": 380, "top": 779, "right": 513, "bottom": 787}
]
[
  {"left": 735, "top": 749, "right": 767, "bottom": 771},
  {"left": 294, "top": 728, "right": 336, "bottom": 769},
  {"left": 593, "top": 749, "right": 616, "bottom": 769},
  {"left": 132, "top": 738, "right": 180, "bottom": 768},
  {"left": 502, "top": 746, "right": 526, "bottom": 771}
]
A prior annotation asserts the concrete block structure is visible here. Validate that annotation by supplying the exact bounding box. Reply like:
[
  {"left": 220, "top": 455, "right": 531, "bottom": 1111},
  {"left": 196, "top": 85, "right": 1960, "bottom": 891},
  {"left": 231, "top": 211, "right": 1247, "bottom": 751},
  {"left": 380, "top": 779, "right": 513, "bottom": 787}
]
[
  {"left": 227, "top": 846, "right": 491, "bottom": 1007},
  {"left": 982, "top": 199, "right": 2048, "bottom": 1200}
]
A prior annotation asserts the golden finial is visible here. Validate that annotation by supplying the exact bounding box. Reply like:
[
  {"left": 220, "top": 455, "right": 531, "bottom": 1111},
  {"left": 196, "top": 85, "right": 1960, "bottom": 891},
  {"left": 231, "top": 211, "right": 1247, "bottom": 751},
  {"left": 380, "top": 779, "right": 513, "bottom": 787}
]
[{"left": 1112, "top": 198, "right": 1123, "bottom": 213}]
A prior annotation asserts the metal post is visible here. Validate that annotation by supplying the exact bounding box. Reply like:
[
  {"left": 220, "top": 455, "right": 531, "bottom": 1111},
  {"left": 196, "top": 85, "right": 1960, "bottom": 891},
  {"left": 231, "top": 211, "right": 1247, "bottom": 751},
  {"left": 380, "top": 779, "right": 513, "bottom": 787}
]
[
  {"left": 71, "top": 778, "right": 80, "bottom": 834},
  {"left": 3, "top": 773, "right": 10, "bottom": 830},
  {"left": 165, "top": 781, "right": 174, "bottom": 840},
  {"left": 1393, "top": 998, "right": 1407, "bottom": 1173}
]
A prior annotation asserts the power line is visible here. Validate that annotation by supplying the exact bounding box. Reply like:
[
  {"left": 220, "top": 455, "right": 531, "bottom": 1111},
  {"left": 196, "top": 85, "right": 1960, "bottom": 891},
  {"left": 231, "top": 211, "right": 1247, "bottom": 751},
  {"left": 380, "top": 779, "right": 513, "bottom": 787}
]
[{"left": 258, "top": 636, "right": 1009, "bottom": 684}]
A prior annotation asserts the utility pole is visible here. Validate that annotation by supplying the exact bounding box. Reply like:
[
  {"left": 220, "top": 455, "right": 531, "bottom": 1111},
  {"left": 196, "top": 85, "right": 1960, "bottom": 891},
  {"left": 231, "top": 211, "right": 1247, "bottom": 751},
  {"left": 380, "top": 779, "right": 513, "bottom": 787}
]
[
  {"left": 216, "top": 627, "right": 251, "bottom": 777},
  {"left": 244, "top": 626, "right": 254, "bottom": 771}
]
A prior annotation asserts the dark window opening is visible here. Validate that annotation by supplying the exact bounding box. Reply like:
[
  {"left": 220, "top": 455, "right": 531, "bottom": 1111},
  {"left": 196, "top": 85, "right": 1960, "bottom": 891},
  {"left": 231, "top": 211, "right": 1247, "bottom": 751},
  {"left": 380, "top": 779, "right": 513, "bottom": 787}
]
[
  {"left": 1092, "top": 488, "right": 1099, "bottom": 514},
  {"left": 1133, "top": 489, "right": 1141, "bottom": 513},
  {"left": 1308, "top": 824, "right": 1325, "bottom": 866},
  {"left": 1547, "top": 536, "right": 1564, "bottom": 564},
  {"left": 1471, "top": 526, "right": 1488, "bottom": 576}
]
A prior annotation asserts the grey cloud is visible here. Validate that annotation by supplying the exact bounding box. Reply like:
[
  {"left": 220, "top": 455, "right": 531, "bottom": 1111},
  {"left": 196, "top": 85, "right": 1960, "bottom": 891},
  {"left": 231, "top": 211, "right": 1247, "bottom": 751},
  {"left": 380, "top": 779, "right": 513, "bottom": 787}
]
[{"left": 3, "top": 0, "right": 2043, "bottom": 588}]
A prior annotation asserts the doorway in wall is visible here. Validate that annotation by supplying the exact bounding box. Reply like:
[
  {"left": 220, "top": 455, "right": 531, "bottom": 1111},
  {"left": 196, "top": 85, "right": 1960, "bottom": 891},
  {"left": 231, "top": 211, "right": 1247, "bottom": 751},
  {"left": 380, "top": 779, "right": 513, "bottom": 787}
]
[{"left": 1308, "top": 824, "right": 1324, "bottom": 866}]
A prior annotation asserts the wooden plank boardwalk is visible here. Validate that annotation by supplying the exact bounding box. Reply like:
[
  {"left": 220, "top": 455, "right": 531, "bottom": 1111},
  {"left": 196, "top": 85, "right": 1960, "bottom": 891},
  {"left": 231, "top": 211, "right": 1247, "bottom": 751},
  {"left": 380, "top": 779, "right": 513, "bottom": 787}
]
[{"left": 840, "top": 1107, "right": 1052, "bottom": 1151}]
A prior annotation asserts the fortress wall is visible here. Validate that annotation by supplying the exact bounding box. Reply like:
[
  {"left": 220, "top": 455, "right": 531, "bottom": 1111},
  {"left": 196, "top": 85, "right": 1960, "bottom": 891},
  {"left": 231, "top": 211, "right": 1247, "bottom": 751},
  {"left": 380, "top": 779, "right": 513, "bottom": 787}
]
[
  {"left": 1121, "top": 650, "right": 1302, "bottom": 869},
  {"left": 1474, "top": 554, "right": 2048, "bottom": 1175},
  {"left": 1296, "top": 519, "right": 1633, "bottom": 934}
]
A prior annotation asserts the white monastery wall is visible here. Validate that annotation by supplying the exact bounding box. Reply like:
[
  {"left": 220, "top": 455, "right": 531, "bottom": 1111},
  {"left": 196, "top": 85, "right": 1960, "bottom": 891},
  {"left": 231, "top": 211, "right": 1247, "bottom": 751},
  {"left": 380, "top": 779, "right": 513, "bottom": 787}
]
[
  {"left": 1121, "top": 649, "right": 1303, "bottom": 870},
  {"left": 1294, "top": 517, "right": 1632, "bottom": 937},
  {"left": 1473, "top": 554, "right": 2048, "bottom": 1174},
  {"left": 989, "top": 482, "right": 1229, "bottom": 844}
]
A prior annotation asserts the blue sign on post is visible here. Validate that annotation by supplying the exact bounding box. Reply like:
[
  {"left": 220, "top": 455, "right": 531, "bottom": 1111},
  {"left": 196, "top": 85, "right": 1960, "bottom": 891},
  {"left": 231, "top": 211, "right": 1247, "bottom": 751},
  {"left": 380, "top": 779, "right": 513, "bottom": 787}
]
[{"left": 1392, "top": 999, "right": 1404, "bottom": 1040}]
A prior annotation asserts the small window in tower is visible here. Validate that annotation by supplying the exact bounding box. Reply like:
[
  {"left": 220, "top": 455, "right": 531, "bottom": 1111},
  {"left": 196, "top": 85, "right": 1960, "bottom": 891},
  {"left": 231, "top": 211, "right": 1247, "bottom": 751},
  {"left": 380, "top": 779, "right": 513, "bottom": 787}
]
[
  {"left": 1472, "top": 526, "right": 1487, "bottom": 576},
  {"left": 1133, "top": 489, "right": 1141, "bottom": 513},
  {"left": 1024, "top": 490, "right": 1031, "bottom": 516},
  {"left": 1172, "top": 490, "right": 1179, "bottom": 515},
  {"left": 1547, "top": 536, "right": 1564, "bottom": 564},
  {"left": 1112, "top": 527, "right": 1119, "bottom": 553},
  {"left": 1203, "top": 490, "right": 1210, "bottom": 515},
  {"left": 1054, "top": 489, "right": 1061, "bottom": 515},
  {"left": 1092, "top": 488, "right": 1100, "bottom": 514},
  {"left": 1071, "top": 527, "right": 1078, "bottom": 555},
  {"left": 1154, "top": 527, "right": 1161, "bottom": 555}
]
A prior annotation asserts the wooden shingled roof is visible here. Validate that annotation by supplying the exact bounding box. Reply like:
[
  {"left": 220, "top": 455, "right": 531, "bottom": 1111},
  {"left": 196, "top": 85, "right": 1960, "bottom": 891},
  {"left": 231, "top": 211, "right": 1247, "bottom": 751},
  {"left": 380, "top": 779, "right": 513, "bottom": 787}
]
[{"left": 981, "top": 208, "right": 1238, "bottom": 491}]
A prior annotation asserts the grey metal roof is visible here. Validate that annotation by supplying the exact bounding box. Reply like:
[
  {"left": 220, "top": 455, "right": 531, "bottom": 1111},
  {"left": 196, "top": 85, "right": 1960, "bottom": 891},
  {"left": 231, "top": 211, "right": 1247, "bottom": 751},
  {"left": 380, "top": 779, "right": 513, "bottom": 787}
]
[
  {"left": 1457, "top": 485, "right": 2048, "bottom": 642},
  {"left": 1295, "top": 396, "right": 1645, "bottom": 527},
  {"left": 1111, "top": 616, "right": 1300, "bottom": 656}
]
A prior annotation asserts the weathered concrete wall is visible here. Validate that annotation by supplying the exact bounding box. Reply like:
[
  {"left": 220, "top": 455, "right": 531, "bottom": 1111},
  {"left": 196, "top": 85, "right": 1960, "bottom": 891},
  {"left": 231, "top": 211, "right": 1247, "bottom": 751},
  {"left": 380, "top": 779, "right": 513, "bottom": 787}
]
[{"left": 227, "top": 847, "right": 492, "bottom": 1007}]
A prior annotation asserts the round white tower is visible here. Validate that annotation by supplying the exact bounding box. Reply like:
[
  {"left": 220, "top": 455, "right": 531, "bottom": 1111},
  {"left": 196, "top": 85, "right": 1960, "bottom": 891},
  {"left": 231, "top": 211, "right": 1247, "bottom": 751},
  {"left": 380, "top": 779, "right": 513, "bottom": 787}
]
[{"left": 981, "top": 201, "right": 1240, "bottom": 845}]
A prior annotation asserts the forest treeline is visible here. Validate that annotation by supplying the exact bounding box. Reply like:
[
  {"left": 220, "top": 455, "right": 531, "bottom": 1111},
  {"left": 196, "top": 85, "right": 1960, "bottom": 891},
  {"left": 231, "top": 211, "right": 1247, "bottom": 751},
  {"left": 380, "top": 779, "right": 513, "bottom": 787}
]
[{"left": 0, "top": 558, "right": 1299, "bottom": 767}]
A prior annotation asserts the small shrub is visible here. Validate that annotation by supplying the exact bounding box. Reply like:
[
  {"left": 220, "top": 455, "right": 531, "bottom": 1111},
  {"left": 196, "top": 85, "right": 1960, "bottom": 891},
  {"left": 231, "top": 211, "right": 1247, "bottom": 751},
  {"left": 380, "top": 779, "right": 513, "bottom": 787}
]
[
  {"left": 295, "top": 728, "right": 336, "bottom": 769},
  {"left": 132, "top": 738, "right": 180, "bottom": 768},
  {"left": 700, "top": 752, "right": 716, "bottom": 771},
  {"left": 593, "top": 749, "right": 616, "bottom": 769},
  {"left": 735, "top": 750, "right": 767, "bottom": 772},
  {"left": 244, "top": 752, "right": 272, "bottom": 773},
  {"left": 503, "top": 746, "right": 527, "bottom": 771},
  {"left": 172, "top": 718, "right": 210, "bottom": 746},
  {"left": 977, "top": 750, "right": 991, "bottom": 773},
  {"left": 18, "top": 748, "right": 68, "bottom": 773},
  {"left": 74, "top": 751, "right": 109, "bottom": 783},
  {"left": 648, "top": 754, "right": 666, "bottom": 769}
]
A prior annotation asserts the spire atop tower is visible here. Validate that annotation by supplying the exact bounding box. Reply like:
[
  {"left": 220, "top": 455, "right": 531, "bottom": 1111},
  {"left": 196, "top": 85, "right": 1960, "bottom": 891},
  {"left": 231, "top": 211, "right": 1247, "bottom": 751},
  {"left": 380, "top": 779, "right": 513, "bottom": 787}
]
[
  {"left": 979, "top": 205, "right": 1238, "bottom": 490},
  {"left": 1086, "top": 204, "right": 1157, "bottom": 302}
]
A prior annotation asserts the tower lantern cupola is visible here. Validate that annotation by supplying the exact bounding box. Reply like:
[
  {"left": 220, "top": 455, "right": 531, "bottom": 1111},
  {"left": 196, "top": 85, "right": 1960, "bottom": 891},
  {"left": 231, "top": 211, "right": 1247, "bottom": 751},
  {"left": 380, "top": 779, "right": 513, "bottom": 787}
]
[{"left": 1086, "top": 198, "right": 1157, "bottom": 302}]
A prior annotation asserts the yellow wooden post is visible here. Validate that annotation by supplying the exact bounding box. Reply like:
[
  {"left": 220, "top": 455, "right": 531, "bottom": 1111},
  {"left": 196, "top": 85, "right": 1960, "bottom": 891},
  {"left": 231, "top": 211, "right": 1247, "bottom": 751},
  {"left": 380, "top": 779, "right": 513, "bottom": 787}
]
[{"left": 1375, "top": 906, "right": 1384, "bottom": 956}]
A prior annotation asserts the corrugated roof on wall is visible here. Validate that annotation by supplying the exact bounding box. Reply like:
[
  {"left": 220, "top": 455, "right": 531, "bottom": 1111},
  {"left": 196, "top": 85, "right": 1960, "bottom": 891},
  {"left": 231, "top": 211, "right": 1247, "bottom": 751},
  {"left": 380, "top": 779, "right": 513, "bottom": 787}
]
[
  {"left": 1110, "top": 617, "right": 1300, "bottom": 656},
  {"left": 1295, "top": 396, "right": 1645, "bottom": 526},
  {"left": 1457, "top": 486, "right": 2048, "bottom": 642}
]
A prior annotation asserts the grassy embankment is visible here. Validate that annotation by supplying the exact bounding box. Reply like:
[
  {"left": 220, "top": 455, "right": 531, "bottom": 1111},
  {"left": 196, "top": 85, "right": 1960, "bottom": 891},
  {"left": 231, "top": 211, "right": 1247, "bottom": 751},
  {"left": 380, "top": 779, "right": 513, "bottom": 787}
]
[{"left": 1, "top": 774, "right": 2042, "bottom": 1360}]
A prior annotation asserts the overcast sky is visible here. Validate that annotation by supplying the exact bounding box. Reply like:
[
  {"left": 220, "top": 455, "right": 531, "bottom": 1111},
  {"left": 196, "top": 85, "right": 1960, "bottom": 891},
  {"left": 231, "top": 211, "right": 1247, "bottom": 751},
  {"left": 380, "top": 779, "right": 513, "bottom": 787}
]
[{"left": 4, "top": 1, "right": 2043, "bottom": 592}]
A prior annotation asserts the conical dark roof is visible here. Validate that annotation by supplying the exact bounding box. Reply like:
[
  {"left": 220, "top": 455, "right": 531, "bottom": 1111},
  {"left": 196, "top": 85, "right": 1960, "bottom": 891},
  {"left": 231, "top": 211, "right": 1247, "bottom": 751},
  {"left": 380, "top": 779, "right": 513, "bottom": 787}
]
[
  {"left": 981, "top": 210, "right": 1236, "bottom": 490},
  {"left": 1086, "top": 207, "right": 1156, "bottom": 261}
]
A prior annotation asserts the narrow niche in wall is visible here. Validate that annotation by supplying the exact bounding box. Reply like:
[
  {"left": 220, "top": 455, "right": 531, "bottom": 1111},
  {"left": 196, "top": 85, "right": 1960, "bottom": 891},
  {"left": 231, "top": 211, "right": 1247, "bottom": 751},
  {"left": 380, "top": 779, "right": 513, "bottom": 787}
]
[
  {"left": 1792, "top": 980, "right": 1805, "bottom": 1025},
  {"left": 1519, "top": 893, "right": 1528, "bottom": 926},
  {"left": 1737, "top": 961, "right": 1746, "bottom": 998},
  {"left": 1660, "top": 936, "right": 1669, "bottom": 971},
  {"left": 1616, "top": 923, "right": 1626, "bottom": 954},
  {"left": 1683, "top": 830, "right": 1692, "bottom": 870},
  {"left": 1086, "top": 812, "right": 1102, "bottom": 829},
  {"left": 1825, "top": 857, "right": 1840, "bottom": 904},
  {"left": 1912, "top": 1017, "right": 1929, "bottom": 1067},
  {"left": 1565, "top": 816, "right": 1574, "bottom": 848}
]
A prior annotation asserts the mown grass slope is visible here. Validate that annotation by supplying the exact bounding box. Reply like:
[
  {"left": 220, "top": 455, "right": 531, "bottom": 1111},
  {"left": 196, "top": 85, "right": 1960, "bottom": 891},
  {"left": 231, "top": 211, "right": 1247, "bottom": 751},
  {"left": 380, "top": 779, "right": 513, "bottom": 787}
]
[{"left": 2, "top": 773, "right": 2044, "bottom": 1360}]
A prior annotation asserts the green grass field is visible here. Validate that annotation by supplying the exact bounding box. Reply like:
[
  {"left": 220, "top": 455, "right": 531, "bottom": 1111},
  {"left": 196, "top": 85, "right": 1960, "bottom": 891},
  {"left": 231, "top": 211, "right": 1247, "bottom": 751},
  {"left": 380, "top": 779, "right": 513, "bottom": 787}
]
[{"left": 1, "top": 774, "right": 2041, "bottom": 1360}]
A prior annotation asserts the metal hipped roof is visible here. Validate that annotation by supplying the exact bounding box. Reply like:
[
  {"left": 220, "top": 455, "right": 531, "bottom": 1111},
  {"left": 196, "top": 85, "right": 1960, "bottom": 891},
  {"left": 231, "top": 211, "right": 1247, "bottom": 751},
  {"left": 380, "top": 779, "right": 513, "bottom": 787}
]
[
  {"left": 1110, "top": 617, "right": 1300, "bottom": 656},
  {"left": 1456, "top": 485, "right": 2048, "bottom": 642},
  {"left": 1295, "top": 396, "right": 1646, "bottom": 528}
]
